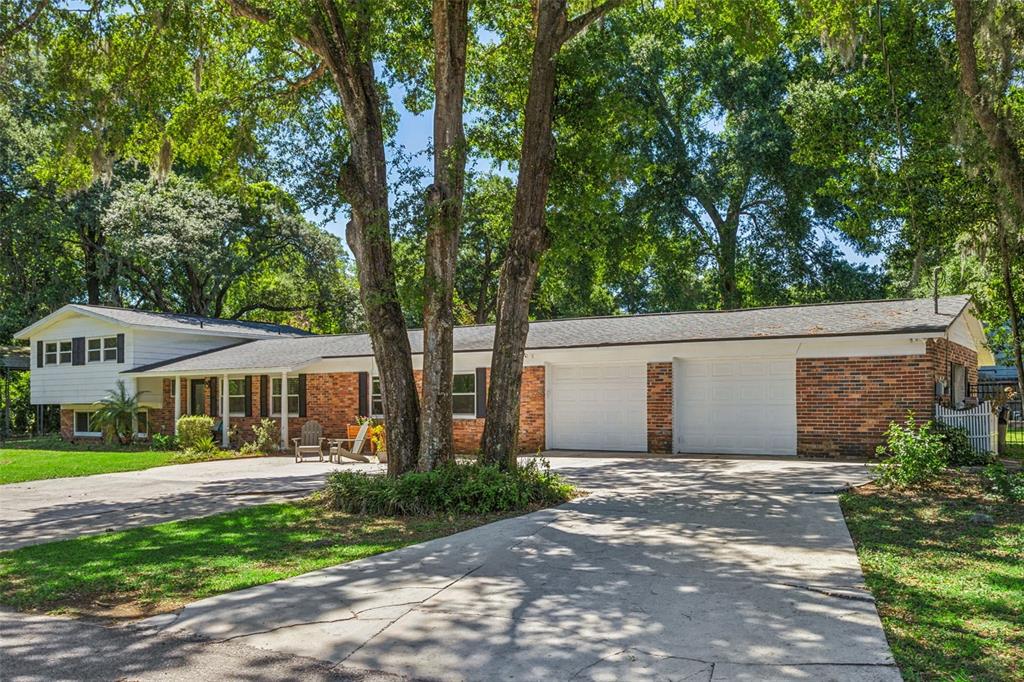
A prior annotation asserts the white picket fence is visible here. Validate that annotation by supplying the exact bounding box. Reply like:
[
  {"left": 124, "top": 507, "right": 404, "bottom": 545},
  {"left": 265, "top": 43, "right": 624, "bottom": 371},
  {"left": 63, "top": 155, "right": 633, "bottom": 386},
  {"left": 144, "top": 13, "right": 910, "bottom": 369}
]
[{"left": 934, "top": 401, "right": 997, "bottom": 454}]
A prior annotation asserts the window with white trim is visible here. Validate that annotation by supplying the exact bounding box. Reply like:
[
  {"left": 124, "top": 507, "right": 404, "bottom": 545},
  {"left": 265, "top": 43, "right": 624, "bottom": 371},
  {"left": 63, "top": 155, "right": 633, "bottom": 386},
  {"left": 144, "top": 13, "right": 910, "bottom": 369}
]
[
  {"left": 271, "top": 377, "right": 300, "bottom": 416},
  {"left": 74, "top": 411, "right": 101, "bottom": 436},
  {"left": 371, "top": 376, "right": 384, "bottom": 417},
  {"left": 74, "top": 410, "right": 150, "bottom": 437},
  {"left": 44, "top": 340, "right": 72, "bottom": 366},
  {"left": 452, "top": 373, "right": 476, "bottom": 416},
  {"left": 228, "top": 379, "right": 246, "bottom": 416},
  {"left": 87, "top": 336, "right": 118, "bottom": 363}
]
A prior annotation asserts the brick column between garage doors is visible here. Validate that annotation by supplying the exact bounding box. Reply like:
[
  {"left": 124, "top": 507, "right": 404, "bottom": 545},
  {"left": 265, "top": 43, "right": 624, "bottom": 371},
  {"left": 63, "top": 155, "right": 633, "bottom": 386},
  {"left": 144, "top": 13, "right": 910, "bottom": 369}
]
[{"left": 647, "top": 362, "right": 673, "bottom": 454}]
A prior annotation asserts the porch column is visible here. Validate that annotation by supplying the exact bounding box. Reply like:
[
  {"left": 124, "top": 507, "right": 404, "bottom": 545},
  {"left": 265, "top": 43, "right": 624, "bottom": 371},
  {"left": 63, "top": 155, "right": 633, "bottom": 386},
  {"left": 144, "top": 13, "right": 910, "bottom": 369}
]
[
  {"left": 280, "top": 370, "right": 289, "bottom": 451},
  {"left": 221, "top": 374, "right": 230, "bottom": 448},
  {"left": 173, "top": 376, "right": 182, "bottom": 435}
]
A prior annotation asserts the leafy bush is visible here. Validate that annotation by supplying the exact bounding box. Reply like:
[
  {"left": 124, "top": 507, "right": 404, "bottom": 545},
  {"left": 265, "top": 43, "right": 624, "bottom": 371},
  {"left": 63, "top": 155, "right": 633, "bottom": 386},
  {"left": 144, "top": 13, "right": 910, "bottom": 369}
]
[
  {"left": 983, "top": 462, "right": 1024, "bottom": 502},
  {"left": 176, "top": 415, "right": 215, "bottom": 450},
  {"left": 875, "top": 414, "right": 948, "bottom": 487},
  {"left": 242, "top": 418, "right": 279, "bottom": 454},
  {"left": 93, "top": 380, "right": 143, "bottom": 445},
  {"left": 934, "top": 423, "right": 991, "bottom": 466},
  {"left": 187, "top": 435, "right": 219, "bottom": 455},
  {"left": 150, "top": 433, "right": 178, "bottom": 451},
  {"left": 324, "top": 459, "right": 577, "bottom": 516}
]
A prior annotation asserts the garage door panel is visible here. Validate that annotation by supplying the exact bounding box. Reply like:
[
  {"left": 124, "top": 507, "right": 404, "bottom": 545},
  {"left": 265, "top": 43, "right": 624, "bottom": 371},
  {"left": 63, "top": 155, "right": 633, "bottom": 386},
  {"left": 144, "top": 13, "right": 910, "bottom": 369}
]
[
  {"left": 549, "top": 364, "right": 647, "bottom": 452},
  {"left": 675, "top": 357, "right": 796, "bottom": 456}
]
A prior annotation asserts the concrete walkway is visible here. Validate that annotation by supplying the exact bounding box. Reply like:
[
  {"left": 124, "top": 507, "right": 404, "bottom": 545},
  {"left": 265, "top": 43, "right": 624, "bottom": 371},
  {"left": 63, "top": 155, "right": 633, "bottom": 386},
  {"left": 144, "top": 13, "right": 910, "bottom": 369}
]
[
  {"left": 125, "top": 457, "right": 898, "bottom": 681},
  {"left": 0, "top": 457, "right": 382, "bottom": 550}
]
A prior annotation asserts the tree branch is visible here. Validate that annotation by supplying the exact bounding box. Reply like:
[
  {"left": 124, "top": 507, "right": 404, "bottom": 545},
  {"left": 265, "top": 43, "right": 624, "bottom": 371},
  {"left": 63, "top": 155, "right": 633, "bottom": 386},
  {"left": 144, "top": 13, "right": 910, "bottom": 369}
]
[
  {"left": 1, "top": 0, "right": 50, "bottom": 45},
  {"left": 230, "top": 302, "right": 314, "bottom": 318},
  {"left": 562, "top": 0, "right": 628, "bottom": 44}
]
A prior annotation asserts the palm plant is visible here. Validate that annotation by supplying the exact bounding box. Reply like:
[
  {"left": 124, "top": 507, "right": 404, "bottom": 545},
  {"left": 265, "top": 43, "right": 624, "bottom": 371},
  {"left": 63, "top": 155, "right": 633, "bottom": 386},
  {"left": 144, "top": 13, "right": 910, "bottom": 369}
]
[{"left": 93, "top": 380, "right": 143, "bottom": 445}]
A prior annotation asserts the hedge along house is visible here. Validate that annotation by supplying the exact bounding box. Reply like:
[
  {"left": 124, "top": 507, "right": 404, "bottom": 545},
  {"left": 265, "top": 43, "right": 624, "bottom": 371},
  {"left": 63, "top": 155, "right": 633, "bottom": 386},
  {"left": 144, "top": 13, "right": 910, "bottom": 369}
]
[{"left": 15, "top": 296, "right": 992, "bottom": 457}]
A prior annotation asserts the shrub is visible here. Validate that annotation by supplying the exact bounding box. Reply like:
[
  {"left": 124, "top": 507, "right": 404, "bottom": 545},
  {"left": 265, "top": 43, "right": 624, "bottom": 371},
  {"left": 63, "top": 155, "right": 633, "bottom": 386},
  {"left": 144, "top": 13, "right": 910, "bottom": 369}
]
[
  {"left": 176, "top": 415, "right": 215, "bottom": 450},
  {"left": 874, "top": 414, "right": 948, "bottom": 487},
  {"left": 934, "top": 423, "right": 991, "bottom": 466},
  {"left": 324, "top": 458, "right": 577, "bottom": 516},
  {"left": 239, "top": 419, "right": 278, "bottom": 455},
  {"left": 92, "top": 380, "right": 143, "bottom": 445},
  {"left": 188, "top": 435, "right": 219, "bottom": 455},
  {"left": 984, "top": 462, "right": 1024, "bottom": 502},
  {"left": 150, "top": 433, "right": 178, "bottom": 451}
]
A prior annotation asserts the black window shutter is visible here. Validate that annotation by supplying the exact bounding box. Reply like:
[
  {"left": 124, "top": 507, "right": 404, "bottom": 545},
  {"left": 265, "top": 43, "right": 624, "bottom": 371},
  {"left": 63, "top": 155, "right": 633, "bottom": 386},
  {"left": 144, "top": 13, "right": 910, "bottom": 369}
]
[
  {"left": 71, "top": 337, "right": 85, "bottom": 365},
  {"left": 475, "top": 367, "right": 487, "bottom": 418},
  {"left": 244, "top": 376, "right": 253, "bottom": 417},
  {"left": 116, "top": 333, "right": 125, "bottom": 363},
  {"left": 36, "top": 341, "right": 43, "bottom": 368},
  {"left": 358, "top": 372, "right": 369, "bottom": 417},
  {"left": 259, "top": 376, "right": 269, "bottom": 416},
  {"left": 210, "top": 379, "right": 218, "bottom": 417},
  {"left": 298, "top": 374, "right": 307, "bottom": 418}
]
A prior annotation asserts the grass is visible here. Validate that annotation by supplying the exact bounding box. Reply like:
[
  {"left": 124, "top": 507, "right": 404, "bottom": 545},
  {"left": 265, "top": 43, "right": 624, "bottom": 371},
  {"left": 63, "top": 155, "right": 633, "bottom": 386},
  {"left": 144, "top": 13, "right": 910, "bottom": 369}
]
[
  {"left": 0, "top": 499, "right": 510, "bottom": 618},
  {"left": 0, "top": 436, "right": 257, "bottom": 485},
  {"left": 841, "top": 472, "right": 1024, "bottom": 681},
  {"left": 1005, "top": 427, "right": 1023, "bottom": 461}
]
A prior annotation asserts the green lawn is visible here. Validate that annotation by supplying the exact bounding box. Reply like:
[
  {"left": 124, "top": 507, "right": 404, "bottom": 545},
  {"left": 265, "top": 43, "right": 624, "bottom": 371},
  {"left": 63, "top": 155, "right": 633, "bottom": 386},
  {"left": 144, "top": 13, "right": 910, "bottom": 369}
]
[
  {"left": 0, "top": 501, "right": 507, "bottom": 618},
  {"left": 1006, "top": 427, "right": 1024, "bottom": 461},
  {"left": 0, "top": 437, "right": 252, "bottom": 484},
  {"left": 841, "top": 473, "right": 1024, "bottom": 681}
]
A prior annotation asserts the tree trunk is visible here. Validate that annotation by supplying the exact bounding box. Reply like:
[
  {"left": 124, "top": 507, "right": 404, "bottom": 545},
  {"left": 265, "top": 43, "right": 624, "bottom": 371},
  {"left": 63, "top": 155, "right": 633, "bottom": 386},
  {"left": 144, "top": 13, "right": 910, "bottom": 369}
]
[
  {"left": 716, "top": 220, "right": 740, "bottom": 309},
  {"left": 481, "top": 0, "right": 626, "bottom": 467},
  {"left": 304, "top": 0, "right": 419, "bottom": 476},
  {"left": 419, "top": 0, "right": 469, "bottom": 471},
  {"left": 953, "top": 0, "right": 1024, "bottom": 218},
  {"left": 998, "top": 213, "right": 1024, "bottom": 406}
]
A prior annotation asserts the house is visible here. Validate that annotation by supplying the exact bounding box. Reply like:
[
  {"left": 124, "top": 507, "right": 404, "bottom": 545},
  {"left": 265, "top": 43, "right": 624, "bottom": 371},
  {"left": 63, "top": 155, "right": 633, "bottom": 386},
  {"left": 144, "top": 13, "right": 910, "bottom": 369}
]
[{"left": 14, "top": 296, "right": 992, "bottom": 457}]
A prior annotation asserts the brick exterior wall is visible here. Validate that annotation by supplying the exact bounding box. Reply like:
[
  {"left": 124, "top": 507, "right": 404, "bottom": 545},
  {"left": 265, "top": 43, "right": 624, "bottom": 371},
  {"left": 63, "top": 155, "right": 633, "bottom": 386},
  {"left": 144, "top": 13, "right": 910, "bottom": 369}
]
[
  {"left": 647, "top": 362, "right": 673, "bottom": 454},
  {"left": 138, "top": 366, "right": 545, "bottom": 454},
  {"left": 797, "top": 338, "right": 978, "bottom": 458}
]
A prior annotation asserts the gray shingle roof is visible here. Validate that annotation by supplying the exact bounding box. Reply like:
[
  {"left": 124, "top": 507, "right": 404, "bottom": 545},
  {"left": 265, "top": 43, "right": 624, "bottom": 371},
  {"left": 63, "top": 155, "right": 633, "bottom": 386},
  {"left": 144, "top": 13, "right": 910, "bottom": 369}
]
[
  {"left": 128, "top": 296, "right": 971, "bottom": 374},
  {"left": 74, "top": 305, "right": 310, "bottom": 338}
]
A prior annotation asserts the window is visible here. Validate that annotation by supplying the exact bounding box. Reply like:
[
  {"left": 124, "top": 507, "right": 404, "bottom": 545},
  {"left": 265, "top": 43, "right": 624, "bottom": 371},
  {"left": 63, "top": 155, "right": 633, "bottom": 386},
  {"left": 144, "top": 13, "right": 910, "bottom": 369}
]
[
  {"left": 271, "top": 377, "right": 300, "bottom": 416},
  {"left": 228, "top": 379, "right": 246, "bottom": 416},
  {"left": 74, "top": 410, "right": 149, "bottom": 436},
  {"left": 44, "top": 340, "right": 72, "bottom": 366},
  {"left": 87, "top": 336, "right": 118, "bottom": 363},
  {"left": 951, "top": 363, "right": 967, "bottom": 406},
  {"left": 135, "top": 411, "right": 149, "bottom": 436},
  {"left": 371, "top": 376, "right": 384, "bottom": 417},
  {"left": 452, "top": 373, "right": 476, "bottom": 416},
  {"left": 74, "top": 411, "right": 100, "bottom": 436}
]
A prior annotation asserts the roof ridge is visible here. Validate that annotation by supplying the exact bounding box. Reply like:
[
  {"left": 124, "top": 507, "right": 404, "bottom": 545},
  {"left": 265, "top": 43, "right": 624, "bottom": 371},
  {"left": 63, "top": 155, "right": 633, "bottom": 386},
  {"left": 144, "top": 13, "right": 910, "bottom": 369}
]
[{"left": 71, "top": 304, "right": 309, "bottom": 334}]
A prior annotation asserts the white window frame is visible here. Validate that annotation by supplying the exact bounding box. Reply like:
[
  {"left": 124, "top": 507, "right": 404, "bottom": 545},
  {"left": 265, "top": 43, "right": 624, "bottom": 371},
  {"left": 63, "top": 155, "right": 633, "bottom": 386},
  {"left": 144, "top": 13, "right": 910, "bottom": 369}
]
[
  {"left": 452, "top": 372, "right": 477, "bottom": 418},
  {"left": 228, "top": 378, "right": 247, "bottom": 417},
  {"left": 73, "top": 410, "right": 101, "bottom": 437},
  {"left": 371, "top": 376, "right": 384, "bottom": 418},
  {"left": 87, "top": 336, "right": 118, "bottom": 363},
  {"left": 271, "top": 377, "right": 300, "bottom": 417},
  {"left": 73, "top": 409, "right": 150, "bottom": 437},
  {"left": 44, "top": 340, "right": 73, "bottom": 366}
]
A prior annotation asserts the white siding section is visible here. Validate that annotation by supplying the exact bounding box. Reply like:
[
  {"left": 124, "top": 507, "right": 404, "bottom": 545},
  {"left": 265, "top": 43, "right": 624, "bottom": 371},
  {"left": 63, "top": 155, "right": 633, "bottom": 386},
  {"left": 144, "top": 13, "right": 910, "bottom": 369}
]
[
  {"left": 29, "top": 317, "right": 243, "bottom": 406},
  {"left": 30, "top": 317, "right": 129, "bottom": 405}
]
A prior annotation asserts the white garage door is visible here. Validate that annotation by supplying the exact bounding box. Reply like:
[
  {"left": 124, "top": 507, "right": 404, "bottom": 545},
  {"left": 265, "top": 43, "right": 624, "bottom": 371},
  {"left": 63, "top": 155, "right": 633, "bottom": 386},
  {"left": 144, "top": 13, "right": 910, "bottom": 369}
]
[
  {"left": 548, "top": 363, "right": 647, "bottom": 451},
  {"left": 674, "top": 357, "right": 796, "bottom": 456}
]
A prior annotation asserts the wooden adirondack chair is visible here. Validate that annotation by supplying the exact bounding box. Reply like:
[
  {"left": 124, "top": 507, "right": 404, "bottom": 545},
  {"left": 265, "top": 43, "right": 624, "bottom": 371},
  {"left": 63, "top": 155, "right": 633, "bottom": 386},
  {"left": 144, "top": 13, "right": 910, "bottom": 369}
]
[
  {"left": 330, "top": 422, "right": 371, "bottom": 463},
  {"left": 293, "top": 420, "right": 326, "bottom": 462}
]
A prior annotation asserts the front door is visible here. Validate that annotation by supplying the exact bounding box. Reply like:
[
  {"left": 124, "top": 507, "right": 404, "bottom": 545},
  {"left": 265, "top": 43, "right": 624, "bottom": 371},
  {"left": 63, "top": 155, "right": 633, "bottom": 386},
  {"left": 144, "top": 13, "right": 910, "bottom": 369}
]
[{"left": 190, "top": 379, "right": 207, "bottom": 415}]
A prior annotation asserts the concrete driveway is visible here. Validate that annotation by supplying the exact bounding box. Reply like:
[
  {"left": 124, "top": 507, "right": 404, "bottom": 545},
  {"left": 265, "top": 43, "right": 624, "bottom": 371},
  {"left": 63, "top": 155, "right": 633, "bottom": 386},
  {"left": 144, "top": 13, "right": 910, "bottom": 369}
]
[
  {"left": 64, "top": 456, "right": 898, "bottom": 681},
  {"left": 0, "top": 457, "right": 382, "bottom": 551}
]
